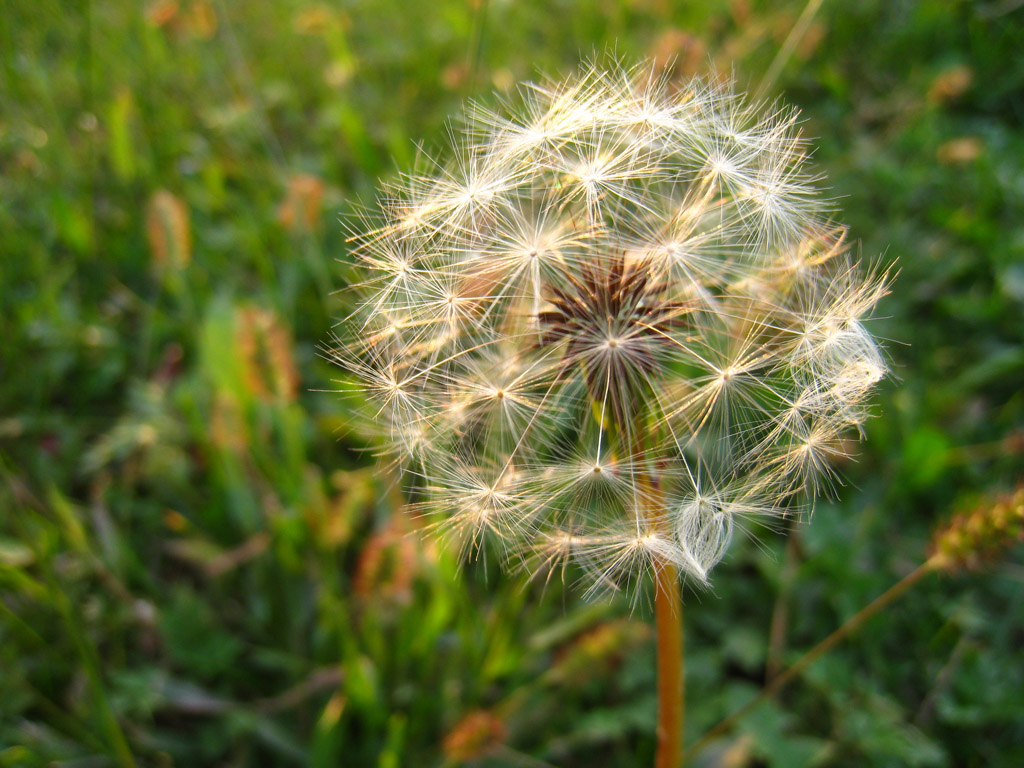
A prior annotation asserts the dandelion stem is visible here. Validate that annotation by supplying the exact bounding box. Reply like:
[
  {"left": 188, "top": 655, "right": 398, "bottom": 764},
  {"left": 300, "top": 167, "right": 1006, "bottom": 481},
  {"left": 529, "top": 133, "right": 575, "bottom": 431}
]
[
  {"left": 685, "top": 558, "right": 938, "bottom": 759},
  {"left": 655, "top": 561, "right": 684, "bottom": 768},
  {"left": 626, "top": 420, "right": 685, "bottom": 768},
  {"left": 622, "top": 412, "right": 684, "bottom": 768}
]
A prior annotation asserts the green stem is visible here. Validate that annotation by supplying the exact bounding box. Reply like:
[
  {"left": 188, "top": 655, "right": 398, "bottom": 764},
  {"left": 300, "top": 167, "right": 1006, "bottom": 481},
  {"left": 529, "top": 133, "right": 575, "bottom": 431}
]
[
  {"left": 765, "top": 522, "right": 801, "bottom": 682},
  {"left": 756, "top": 0, "right": 826, "bottom": 98},
  {"left": 46, "top": 568, "right": 137, "bottom": 768}
]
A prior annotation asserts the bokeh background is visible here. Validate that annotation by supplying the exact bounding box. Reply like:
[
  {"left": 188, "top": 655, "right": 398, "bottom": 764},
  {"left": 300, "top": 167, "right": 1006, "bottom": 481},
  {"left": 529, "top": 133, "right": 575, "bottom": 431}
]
[{"left": 3, "top": 1, "right": 1023, "bottom": 766}]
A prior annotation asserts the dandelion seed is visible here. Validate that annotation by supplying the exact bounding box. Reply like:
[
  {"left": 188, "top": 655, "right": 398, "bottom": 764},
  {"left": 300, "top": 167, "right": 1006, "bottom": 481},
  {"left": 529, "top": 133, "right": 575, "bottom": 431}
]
[{"left": 334, "top": 59, "right": 888, "bottom": 595}]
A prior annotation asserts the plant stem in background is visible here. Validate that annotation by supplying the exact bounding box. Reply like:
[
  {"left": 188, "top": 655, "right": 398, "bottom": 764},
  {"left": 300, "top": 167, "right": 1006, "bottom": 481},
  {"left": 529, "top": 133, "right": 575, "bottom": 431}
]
[
  {"left": 756, "top": 0, "right": 826, "bottom": 98},
  {"left": 914, "top": 634, "right": 970, "bottom": 725},
  {"left": 655, "top": 563, "right": 684, "bottom": 768},
  {"left": 47, "top": 567, "right": 139, "bottom": 768},
  {"left": 765, "top": 524, "right": 801, "bottom": 682},
  {"left": 685, "top": 559, "right": 938, "bottom": 759},
  {"left": 466, "top": 0, "right": 490, "bottom": 92}
]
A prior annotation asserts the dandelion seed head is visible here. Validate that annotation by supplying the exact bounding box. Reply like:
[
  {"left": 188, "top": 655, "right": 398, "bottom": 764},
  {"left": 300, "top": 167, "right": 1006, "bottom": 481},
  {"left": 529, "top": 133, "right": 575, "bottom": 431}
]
[{"left": 335, "top": 59, "right": 889, "bottom": 596}]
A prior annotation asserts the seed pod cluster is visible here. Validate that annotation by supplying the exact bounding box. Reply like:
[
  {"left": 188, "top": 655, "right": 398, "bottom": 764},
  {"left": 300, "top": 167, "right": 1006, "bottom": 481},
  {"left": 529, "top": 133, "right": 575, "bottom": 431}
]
[{"left": 930, "top": 486, "right": 1024, "bottom": 572}]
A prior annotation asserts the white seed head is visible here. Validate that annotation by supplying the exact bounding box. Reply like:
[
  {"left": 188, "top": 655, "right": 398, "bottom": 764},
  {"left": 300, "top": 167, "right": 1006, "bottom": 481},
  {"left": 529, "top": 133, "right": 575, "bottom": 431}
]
[{"left": 332, "top": 60, "right": 889, "bottom": 597}]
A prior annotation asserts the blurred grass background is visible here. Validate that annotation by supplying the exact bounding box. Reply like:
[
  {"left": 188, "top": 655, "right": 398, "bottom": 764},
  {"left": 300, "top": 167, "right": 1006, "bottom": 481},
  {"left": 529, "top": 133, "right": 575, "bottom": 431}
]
[{"left": 2, "top": 0, "right": 1023, "bottom": 765}]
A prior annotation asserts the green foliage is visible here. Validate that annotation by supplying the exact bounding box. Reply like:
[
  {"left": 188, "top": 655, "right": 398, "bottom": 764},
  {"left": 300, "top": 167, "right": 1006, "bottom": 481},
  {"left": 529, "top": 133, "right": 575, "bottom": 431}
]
[{"left": 2, "top": 0, "right": 1023, "bottom": 766}]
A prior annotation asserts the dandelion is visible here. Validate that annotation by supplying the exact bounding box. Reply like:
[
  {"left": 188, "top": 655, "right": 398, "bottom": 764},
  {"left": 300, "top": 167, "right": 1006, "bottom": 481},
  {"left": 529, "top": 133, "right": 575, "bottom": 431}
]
[{"left": 330, "top": 59, "right": 888, "bottom": 768}]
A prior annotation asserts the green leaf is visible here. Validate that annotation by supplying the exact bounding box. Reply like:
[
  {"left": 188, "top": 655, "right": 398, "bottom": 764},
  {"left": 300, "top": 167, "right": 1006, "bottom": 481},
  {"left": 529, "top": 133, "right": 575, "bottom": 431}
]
[{"left": 160, "top": 587, "right": 243, "bottom": 679}]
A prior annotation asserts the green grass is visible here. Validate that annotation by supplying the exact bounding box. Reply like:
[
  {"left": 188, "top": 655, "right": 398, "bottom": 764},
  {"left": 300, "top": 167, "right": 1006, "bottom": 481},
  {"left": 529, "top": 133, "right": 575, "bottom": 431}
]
[{"left": 2, "top": 0, "right": 1023, "bottom": 765}]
